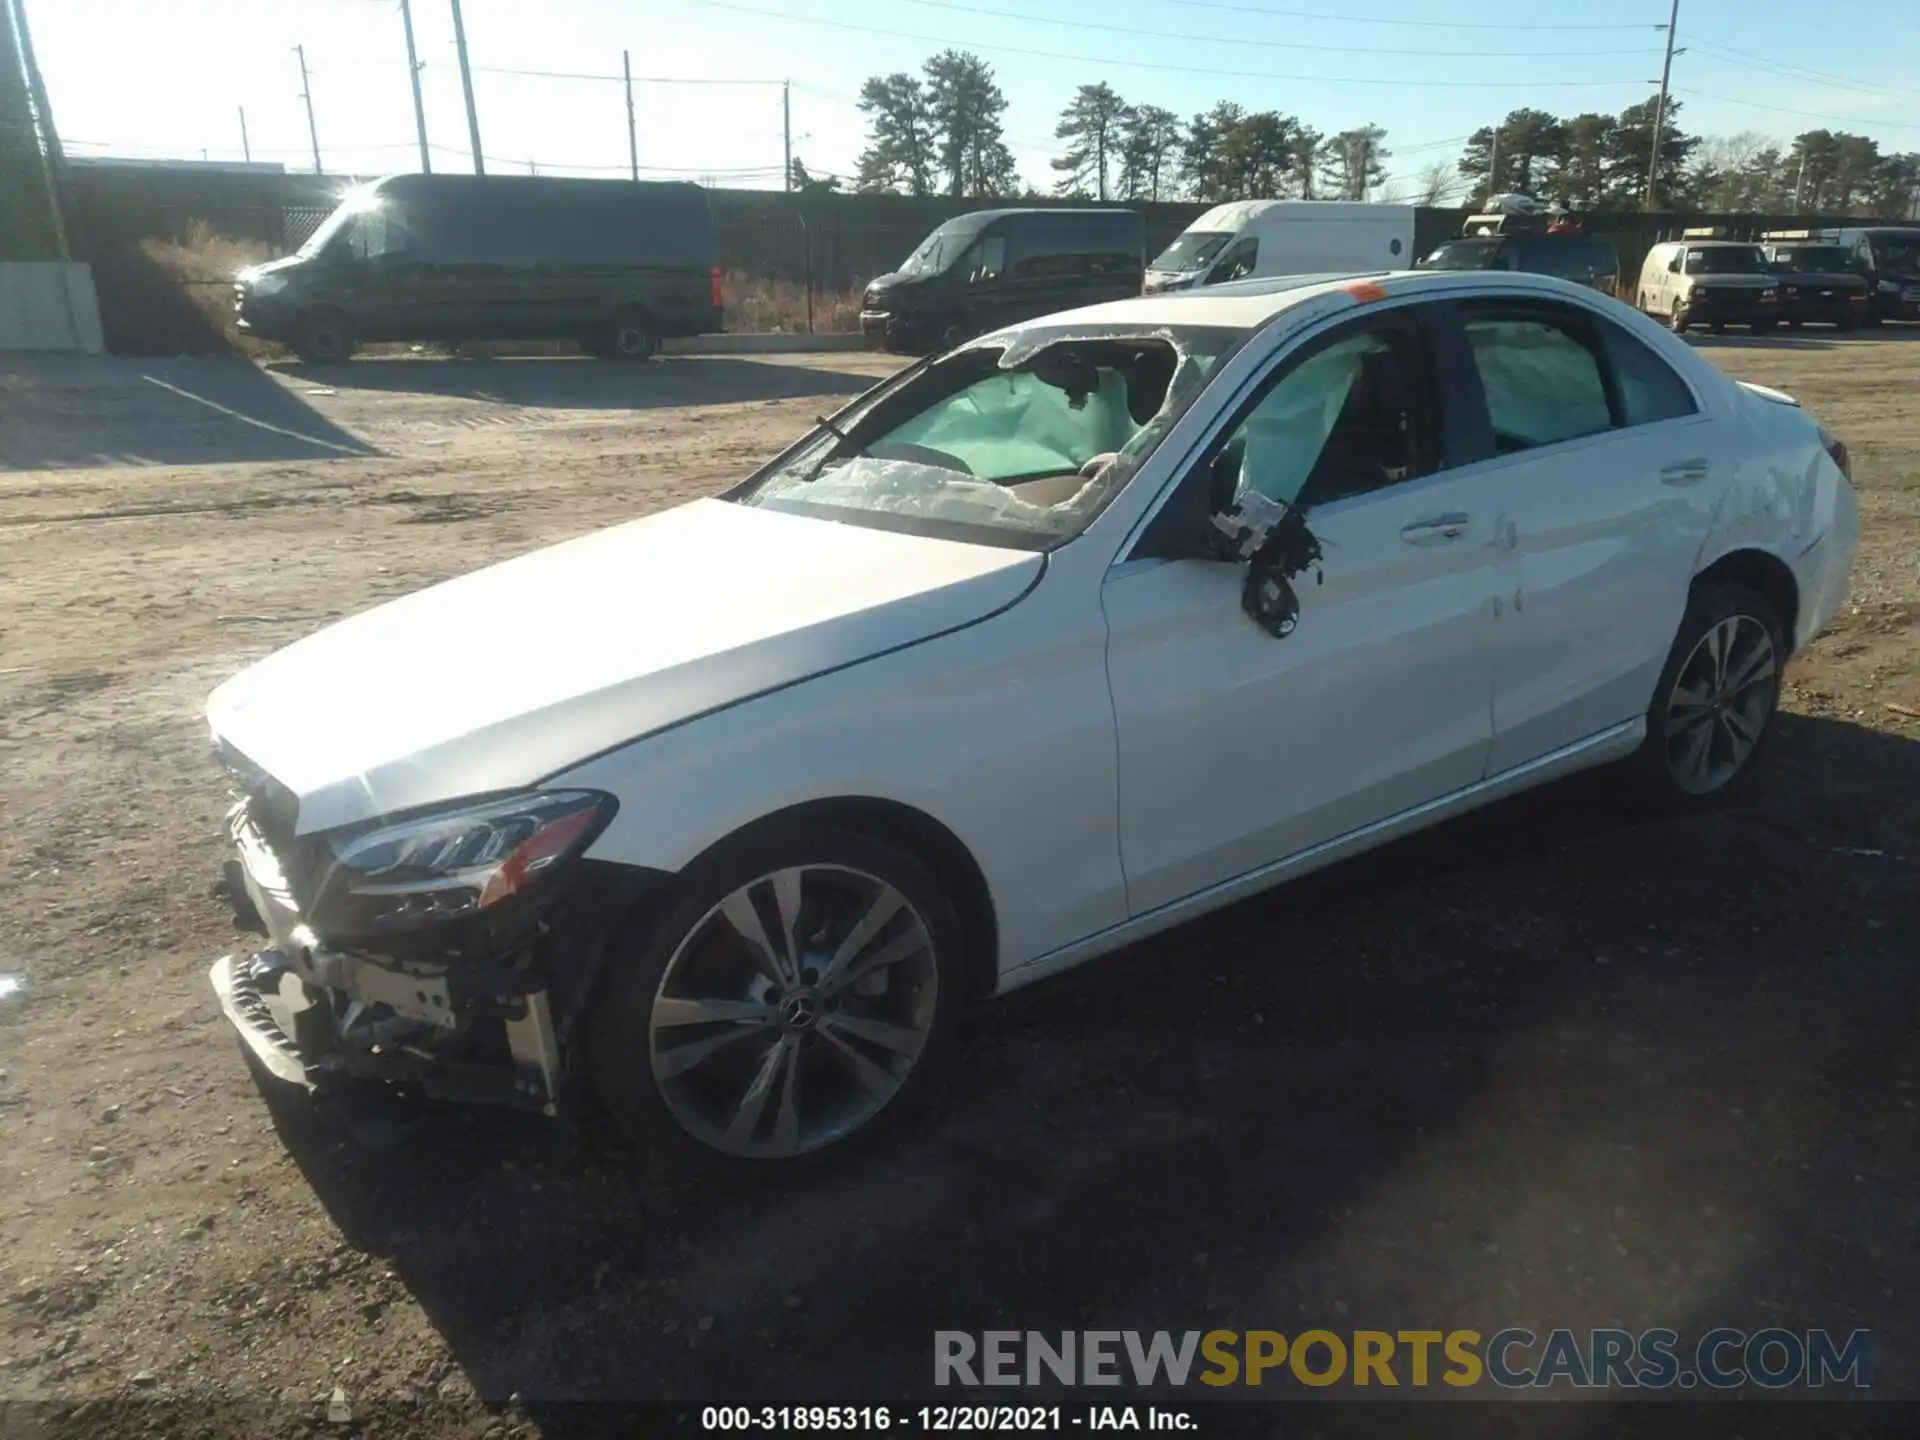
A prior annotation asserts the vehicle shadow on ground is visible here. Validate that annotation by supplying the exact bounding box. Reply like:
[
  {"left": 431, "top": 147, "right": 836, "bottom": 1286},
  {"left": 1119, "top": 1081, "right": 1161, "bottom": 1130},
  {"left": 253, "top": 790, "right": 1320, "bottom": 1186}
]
[
  {"left": 0, "top": 355, "right": 379, "bottom": 471},
  {"left": 260, "top": 714, "right": 1919, "bottom": 1417},
  {"left": 266, "top": 356, "right": 890, "bottom": 412}
]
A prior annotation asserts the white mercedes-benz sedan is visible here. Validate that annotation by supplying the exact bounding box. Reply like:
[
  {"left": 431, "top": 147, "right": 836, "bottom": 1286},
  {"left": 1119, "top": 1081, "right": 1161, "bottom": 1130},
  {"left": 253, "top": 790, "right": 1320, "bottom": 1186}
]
[{"left": 208, "top": 270, "right": 1859, "bottom": 1163}]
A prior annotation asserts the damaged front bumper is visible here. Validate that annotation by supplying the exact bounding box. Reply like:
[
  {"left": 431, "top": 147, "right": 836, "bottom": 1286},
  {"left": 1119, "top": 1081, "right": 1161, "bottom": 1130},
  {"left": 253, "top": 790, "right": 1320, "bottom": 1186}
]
[{"left": 208, "top": 804, "right": 564, "bottom": 1113}]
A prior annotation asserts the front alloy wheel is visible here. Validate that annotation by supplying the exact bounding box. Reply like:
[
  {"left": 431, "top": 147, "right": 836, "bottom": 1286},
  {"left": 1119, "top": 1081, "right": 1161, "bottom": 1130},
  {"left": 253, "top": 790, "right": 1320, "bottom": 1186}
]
[
  {"left": 1663, "top": 614, "right": 1778, "bottom": 795},
  {"left": 651, "top": 866, "right": 939, "bottom": 1158},
  {"left": 591, "top": 825, "right": 962, "bottom": 1162}
]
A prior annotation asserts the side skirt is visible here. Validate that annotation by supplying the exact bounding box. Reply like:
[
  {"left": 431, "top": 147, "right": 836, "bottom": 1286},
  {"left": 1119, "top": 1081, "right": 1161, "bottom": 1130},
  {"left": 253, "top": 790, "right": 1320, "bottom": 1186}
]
[{"left": 994, "top": 719, "right": 1645, "bottom": 997}]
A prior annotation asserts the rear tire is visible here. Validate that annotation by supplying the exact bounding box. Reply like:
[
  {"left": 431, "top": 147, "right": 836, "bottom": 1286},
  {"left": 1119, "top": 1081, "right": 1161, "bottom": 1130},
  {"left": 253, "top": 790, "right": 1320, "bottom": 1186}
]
[
  {"left": 602, "top": 310, "right": 658, "bottom": 362},
  {"left": 1627, "top": 581, "right": 1786, "bottom": 808},
  {"left": 588, "top": 822, "right": 966, "bottom": 1166},
  {"left": 291, "top": 309, "right": 355, "bottom": 365}
]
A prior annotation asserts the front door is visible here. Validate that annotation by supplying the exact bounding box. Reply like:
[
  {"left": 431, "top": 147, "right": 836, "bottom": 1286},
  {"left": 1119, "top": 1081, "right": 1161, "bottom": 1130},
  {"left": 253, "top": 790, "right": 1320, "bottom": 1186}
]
[{"left": 1102, "top": 307, "right": 1503, "bottom": 915}]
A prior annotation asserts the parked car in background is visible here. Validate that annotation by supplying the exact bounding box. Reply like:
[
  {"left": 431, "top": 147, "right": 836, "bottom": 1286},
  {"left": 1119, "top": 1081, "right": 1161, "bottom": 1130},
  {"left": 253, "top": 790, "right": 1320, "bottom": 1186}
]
[
  {"left": 1419, "top": 213, "right": 1620, "bottom": 295},
  {"left": 1756, "top": 231, "right": 1868, "bottom": 330},
  {"left": 235, "top": 174, "right": 723, "bottom": 363},
  {"left": 860, "top": 209, "right": 1144, "bottom": 354},
  {"left": 1636, "top": 232, "right": 1780, "bottom": 334},
  {"left": 207, "top": 270, "right": 1857, "bottom": 1167},
  {"left": 1818, "top": 225, "right": 1920, "bottom": 324},
  {"left": 1143, "top": 200, "right": 1413, "bottom": 293}
]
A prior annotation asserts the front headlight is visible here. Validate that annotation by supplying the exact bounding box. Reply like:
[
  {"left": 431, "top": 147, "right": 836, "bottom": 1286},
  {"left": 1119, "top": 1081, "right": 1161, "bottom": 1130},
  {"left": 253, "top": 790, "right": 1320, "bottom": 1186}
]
[{"left": 311, "top": 790, "right": 615, "bottom": 939}]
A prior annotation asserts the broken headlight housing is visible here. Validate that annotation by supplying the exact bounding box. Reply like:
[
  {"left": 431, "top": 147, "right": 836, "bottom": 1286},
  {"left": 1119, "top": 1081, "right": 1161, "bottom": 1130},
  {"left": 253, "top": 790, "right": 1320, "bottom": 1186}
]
[{"left": 310, "top": 790, "right": 615, "bottom": 940}]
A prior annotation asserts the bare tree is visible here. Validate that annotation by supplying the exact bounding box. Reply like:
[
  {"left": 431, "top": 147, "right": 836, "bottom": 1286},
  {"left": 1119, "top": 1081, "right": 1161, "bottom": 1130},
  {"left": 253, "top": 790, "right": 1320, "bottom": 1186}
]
[{"left": 1414, "top": 158, "right": 1458, "bottom": 206}]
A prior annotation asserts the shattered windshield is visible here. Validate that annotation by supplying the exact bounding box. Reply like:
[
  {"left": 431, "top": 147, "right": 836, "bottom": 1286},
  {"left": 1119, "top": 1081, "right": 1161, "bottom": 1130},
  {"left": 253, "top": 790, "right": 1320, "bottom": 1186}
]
[
  {"left": 1685, "top": 246, "right": 1766, "bottom": 276},
  {"left": 1421, "top": 238, "right": 1504, "bottom": 271},
  {"left": 1151, "top": 231, "right": 1234, "bottom": 273},
  {"left": 735, "top": 324, "right": 1248, "bottom": 550}
]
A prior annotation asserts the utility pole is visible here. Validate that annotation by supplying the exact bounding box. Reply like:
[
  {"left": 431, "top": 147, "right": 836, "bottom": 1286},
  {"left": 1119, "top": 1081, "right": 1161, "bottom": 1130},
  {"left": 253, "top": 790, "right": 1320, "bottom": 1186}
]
[
  {"left": 783, "top": 80, "right": 792, "bottom": 193},
  {"left": 399, "top": 0, "right": 431, "bottom": 173},
  {"left": 1645, "top": 0, "right": 1680, "bottom": 211},
  {"left": 1487, "top": 129, "right": 1500, "bottom": 207},
  {"left": 238, "top": 106, "right": 251, "bottom": 163},
  {"left": 295, "top": 44, "right": 322, "bottom": 174},
  {"left": 623, "top": 49, "right": 638, "bottom": 181},
  {"left": 449, "top": 0, "right": 484, "bottom": 175}
]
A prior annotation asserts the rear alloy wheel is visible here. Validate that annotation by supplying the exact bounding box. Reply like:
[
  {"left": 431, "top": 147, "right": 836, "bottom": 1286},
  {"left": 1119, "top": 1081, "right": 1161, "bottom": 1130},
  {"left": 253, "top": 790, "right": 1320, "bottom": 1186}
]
[
  {"left": 604, "top": 311, "right": 658, "bottom": 362},
  {"left": 292, "top": 309, "right": 355, "bottom": 364},
  {"left": 1633, "top": 582, "right": 1785, "bottom": 804},
  {"left": 590, "top": 825, "right": 963, "bottom": 1163}
]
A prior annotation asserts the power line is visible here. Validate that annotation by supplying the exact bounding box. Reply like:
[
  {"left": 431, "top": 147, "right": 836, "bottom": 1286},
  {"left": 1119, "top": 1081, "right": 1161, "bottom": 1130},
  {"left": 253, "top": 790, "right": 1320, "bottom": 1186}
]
[
  {"left": 1673, "top": 87, "right": 1920, "bottom": 135},
  {"left": 677, "top": 0, "right": 1663, "bottom": 88},
  {"left": 1685, "top": 41, "right": 1920, "bottom": 104},
  {"left": 1138, "top": 0, "right": 1668, "bottom": 30},
  {"left": 873, "top": 0, "right": 1664, "bottom": 58},
  {"left": 473, "top": 64, "right": 784, "bottom": 84}
]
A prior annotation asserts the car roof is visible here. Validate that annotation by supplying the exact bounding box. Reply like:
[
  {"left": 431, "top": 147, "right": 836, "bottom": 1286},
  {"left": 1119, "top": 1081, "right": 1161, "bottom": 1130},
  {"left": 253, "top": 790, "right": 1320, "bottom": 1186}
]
[{"left": 995, "top": 268, "right": 1631, "bottom": 334}]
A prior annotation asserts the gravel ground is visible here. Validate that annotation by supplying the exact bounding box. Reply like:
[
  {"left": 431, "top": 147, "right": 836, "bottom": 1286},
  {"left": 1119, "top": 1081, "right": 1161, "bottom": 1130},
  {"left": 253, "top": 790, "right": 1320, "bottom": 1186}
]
[{"left": 0, "top": 336, "right": 1915, "bottom": 1438}]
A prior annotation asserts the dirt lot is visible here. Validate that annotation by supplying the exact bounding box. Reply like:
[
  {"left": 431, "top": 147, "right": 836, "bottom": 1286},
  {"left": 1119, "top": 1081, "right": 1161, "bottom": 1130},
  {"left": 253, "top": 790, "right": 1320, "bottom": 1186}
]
[{"left": 1, "top": 336, "right": 1916, "bottom": 1436}]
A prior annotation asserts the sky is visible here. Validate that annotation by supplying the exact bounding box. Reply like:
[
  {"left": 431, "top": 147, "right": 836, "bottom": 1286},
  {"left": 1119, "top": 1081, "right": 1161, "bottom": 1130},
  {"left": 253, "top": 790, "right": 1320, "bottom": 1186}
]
[{"left": 22, "top": 0, "right": 1920, "bottom": 199}]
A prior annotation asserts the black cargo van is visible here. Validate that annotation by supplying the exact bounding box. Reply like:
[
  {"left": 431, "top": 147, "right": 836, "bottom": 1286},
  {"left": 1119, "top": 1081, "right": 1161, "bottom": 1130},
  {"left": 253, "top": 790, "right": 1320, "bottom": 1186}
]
[
  {"left": 1419, "top": 231, "right": 1621, "bottom": 294},
  {"left": 235, "top": 174, "right": 723, "bottom": 362},
  {"left": 860, "top": 208, "right": 1145, "bottom": 354}
]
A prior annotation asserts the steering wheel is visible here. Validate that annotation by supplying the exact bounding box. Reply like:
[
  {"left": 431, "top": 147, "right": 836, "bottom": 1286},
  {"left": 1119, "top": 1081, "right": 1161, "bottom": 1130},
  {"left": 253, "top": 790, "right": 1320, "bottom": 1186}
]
[{"left": 866, "top": 441, "right": 976, "bottom": 476}]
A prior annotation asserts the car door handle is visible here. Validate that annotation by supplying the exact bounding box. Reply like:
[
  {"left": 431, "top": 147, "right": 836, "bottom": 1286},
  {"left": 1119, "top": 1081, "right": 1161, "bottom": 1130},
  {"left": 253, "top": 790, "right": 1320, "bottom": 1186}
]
[
  {"left": 1661, "top": 458, "right": 1711, "bottom": 486},
  {"left": 1400, "top": 513, "right": 1472, "bottom": 543}
]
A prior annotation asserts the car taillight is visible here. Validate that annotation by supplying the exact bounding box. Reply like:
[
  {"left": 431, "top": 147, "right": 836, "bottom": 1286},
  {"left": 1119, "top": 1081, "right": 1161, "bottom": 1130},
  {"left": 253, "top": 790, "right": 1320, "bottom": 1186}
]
[
  {"left": 1817, "top": 424, "right": 1851, "bottom": 482},
  {"left": 709, "top": 267, "right": 724, "bottom": 309}
]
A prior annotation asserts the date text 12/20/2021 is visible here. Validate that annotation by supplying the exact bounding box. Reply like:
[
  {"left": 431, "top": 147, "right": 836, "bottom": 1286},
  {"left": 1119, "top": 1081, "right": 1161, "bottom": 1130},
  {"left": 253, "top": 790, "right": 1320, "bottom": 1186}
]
[{"left": 701, "top": 1407, "right": 1196, "bottom": 1432}]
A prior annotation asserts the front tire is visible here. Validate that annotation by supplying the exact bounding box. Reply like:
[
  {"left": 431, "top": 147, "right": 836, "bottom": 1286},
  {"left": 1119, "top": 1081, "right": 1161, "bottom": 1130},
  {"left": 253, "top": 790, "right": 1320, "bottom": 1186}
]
[
  {"left": 1669, "top": 304, "right": 1690, "bottom": 335},
  {"left": 291, "top": 309, "right": 355, "bottom": 364},
  {"left": 1630, "top": 581, "right": 1786, "bottom": 806},
  {"left": 589, "top": 823, "right": 965, "bottom": 1164}
]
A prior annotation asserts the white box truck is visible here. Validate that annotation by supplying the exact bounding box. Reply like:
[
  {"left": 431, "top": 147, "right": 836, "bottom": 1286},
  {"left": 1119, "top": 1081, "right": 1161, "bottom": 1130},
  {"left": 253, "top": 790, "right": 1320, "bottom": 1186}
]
[{"left": 1143, "top": 200, "right": 1416, "bottom": 294}]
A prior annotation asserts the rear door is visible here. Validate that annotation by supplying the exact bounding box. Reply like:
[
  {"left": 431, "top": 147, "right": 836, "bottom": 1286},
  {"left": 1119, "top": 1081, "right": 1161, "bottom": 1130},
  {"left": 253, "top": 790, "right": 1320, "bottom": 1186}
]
[{"left": 1437, "top": 297, "right": 1721, "bottom": 774}]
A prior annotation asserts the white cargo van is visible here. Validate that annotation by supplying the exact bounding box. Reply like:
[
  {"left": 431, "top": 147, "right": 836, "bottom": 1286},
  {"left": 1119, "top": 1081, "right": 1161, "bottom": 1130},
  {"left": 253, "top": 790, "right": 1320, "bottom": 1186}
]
[{"left": 1143, "top": 200, "right": 1415, "bottom": 293}]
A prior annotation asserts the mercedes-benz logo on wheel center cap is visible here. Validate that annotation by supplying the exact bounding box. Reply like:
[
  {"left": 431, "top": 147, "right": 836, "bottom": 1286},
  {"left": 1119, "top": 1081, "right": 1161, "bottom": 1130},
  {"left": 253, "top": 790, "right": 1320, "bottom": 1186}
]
[{"left": 781, "top": 993, "right": 820, "bottom": 1029}]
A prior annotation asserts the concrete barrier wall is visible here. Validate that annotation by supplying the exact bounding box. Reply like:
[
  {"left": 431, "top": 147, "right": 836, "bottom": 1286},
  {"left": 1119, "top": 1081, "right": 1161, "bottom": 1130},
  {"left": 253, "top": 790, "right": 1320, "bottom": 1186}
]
[{"left": 0, "top": 263, "right": 106, "bottom": 353}]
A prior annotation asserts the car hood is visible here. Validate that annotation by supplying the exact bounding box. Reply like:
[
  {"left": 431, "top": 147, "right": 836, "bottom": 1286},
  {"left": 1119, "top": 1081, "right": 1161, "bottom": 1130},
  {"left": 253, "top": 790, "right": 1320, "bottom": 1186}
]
[{"left": 208, "top": 499, "right": 1042, "bottom": 835}]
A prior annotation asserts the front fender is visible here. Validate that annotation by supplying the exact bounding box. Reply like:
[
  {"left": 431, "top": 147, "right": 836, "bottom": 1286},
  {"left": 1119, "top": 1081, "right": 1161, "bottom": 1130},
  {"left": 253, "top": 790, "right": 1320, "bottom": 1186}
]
[{"left": 548, "top": 545, "right": 1129, "bottom": 975}]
